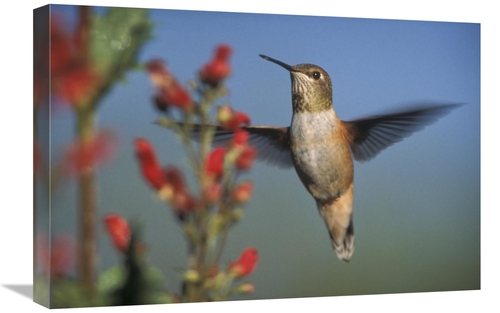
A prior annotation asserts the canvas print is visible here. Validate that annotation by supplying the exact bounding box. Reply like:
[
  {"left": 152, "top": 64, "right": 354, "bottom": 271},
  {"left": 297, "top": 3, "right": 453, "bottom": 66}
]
[{"left": 33, "top": 4, "right": 480, "bottom": 309}]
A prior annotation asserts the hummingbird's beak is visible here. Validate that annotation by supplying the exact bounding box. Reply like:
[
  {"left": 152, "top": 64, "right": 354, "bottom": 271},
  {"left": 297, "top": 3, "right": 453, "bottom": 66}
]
[{"left": 259, "top": 54, "right": 295, "bottom": 72}]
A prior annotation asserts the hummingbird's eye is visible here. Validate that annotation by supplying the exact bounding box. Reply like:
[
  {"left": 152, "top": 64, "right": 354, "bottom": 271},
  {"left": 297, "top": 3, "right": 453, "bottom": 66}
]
[{"left": 312, "top": 71, "right": 321, "bottom": 80}]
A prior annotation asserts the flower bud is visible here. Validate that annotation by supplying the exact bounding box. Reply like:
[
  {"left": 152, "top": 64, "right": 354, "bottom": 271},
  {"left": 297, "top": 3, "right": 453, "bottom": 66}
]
[
  {"left": 146, "top": 59, "right": 193, "bottom": 110},
  {"left": 199, "top": 44, "right": 232, "bottom": 87},
  {"left": 235, "top": 146, "right": 257, "bottom": 171},
  {"left": 134, "top": 138, "right": 167, "bottom": 191},
  {"left": 231, "top": 181, "right": 254, "bottom": 204},
  {"left": 205, "top": 147, "right": 226, "bottom": 180},
  {"left": 184, "top": 269, "right": 200, "bottom": 283},
  {"left": 229, "top": 247, "right": 259, "bottom": 277},
  {"left": 232, "top": 129, "right": 250, "bottom": 147},
  {"left": 230, "top": 208, "right": 245, "bottom": 222},
  {"left": 216, "top": 106, "right": 251, "bottom": 131},
  {"left": 216, "top": 105, "right": 233, "bottom": 125},
  {"left": 103, "top": 214, "right": 131, "bottom": 253},
  {"left": 164, "top": 166, "right": 197, "bottom": 212},
  {"left": 203, "top": 182, "right": 222, "bottom": 204},
  {"left": 233, "top": 283, "right": 255, "bottom": 294},
  {"left": 209, "top": 214, "right": 226, "bottom": 236},
  {"left": 158, "top": 185, "right": 174, "bottom": 201}
]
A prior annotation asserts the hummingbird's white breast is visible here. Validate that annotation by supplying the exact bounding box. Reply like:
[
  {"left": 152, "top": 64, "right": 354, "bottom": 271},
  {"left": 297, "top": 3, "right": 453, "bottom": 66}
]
[
  {"left": 290, "top": 109, "right": 337, "bottom": 140},
  {"left": 290, "top": 110, "right": 353, "bottom": 201}
]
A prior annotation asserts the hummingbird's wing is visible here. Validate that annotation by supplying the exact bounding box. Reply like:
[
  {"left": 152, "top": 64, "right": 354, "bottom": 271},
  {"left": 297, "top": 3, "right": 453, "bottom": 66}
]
[
  {"left": 240, "top": 126, "right": 293, "bottom": 168},
  {"left": 343, "top": 103, "right": 461, "bottom": 162},
  {"left": 192, "top": 125, "right": 294, "bottom": 168}
]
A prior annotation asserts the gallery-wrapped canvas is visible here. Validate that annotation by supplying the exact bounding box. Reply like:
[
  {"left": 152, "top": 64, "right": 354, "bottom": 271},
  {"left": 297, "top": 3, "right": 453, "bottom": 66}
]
[{"left": 33, "top": 4, "right": 480, "bottom": 309}]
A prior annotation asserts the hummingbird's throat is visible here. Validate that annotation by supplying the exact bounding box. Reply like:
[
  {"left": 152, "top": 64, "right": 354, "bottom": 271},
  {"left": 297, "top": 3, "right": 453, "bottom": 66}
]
[{"left": 291, "top": 74, "right": 331, "bottom": 114}]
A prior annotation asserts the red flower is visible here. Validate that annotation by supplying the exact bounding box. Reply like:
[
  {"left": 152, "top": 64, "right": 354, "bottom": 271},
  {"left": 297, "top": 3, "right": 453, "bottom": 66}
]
[
  {"left": 63, "top": 130, "right": 116, "bottom": 176},
  {"left": 232, "top": 129, "right": 250, "bottom": 147},
  {"left": 103, "top": 214, "right": 131, "bottom": 253},
  {"left": 135, "top": 138, "right": 167, "bottom": 190},
  {"left": 205, "top": 147, "right": 226, "bottom": 180},
  {"left": 164, "top": 166, "right": 197, "bottom": 211},
  {"left": 37, "top": 234, "right": 74, "bottom": 278},
  {"left": 49, "top": 15, "right": 99, "bottom": 106},
  {"left": 231, "top": 181, "right": 253, "bottom": 204},
  {"left": 53, "top": 64, "right": 98, "bottom": 105},
  {"left": 235, "top": 146, "right": 257, "bottom": 171},
  {"left": 164, "top": 166, "right": 187, "bottom": 193},
  {"left": 171, "top": 192, "right": 198, "bottom": 212},
  {"left": 203, "top": 182, "right": 222, "bottom": 204},
  {"left": 215, "top": 44, "right": 232, "bottom": 60},
  {"left": 50, "top": 17, "right": 73, "bottom": 73},
  {"left": 199, "top": 44, "right": 232, "bottom": 86},
  {"left": 217, "top": 106, "right": 251, "bottom": 131},
  {"left": 146, "top": 59, "right": 193, "bottom": 110},
  {"left": 229, "top": 247, "right": 259, "bottom": 277}
]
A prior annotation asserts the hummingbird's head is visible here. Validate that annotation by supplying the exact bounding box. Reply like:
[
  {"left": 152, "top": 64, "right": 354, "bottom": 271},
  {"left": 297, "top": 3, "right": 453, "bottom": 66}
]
[{"left": 260, "top": 54, "right": 333, "bottom": 113}]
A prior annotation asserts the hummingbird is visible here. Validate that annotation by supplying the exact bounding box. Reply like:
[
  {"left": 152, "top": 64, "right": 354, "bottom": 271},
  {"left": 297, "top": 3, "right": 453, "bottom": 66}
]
[{"left": 204, "top": 55, "right": 460, "bottom": 262}]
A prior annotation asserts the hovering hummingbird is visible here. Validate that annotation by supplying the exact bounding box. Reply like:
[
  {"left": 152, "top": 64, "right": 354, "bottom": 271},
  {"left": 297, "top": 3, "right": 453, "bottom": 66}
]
[{"left": 206, "top": 55, "right": 460, "bottom": 262}]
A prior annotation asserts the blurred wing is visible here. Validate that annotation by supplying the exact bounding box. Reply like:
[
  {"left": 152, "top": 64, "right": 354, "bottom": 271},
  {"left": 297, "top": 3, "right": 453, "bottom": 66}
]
[
  {"left": 194, "top": 125, "right": 293, "bottom": 168},
  {"left": 242, "top": 126, "right": 292, "bottom": 168},
  {"left": 343, "top": 103, "right": 462, "bottom": 162}
]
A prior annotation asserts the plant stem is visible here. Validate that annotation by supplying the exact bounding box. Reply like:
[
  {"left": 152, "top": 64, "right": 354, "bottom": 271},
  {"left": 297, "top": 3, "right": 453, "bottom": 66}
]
[
  {"left": 76, "top": 108, "right": 97, "bottom": 296},
  {"left": 184, "top": 87, "right": 222, "bottom": 303},
  {"left": 71, "top": 6, "right": 98, "bottom": 296}
]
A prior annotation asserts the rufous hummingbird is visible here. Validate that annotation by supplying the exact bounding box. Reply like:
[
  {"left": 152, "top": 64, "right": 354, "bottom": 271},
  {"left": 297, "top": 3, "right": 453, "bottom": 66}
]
[{"left": 213, "top": 55, "right": 460, "bottom": 263}]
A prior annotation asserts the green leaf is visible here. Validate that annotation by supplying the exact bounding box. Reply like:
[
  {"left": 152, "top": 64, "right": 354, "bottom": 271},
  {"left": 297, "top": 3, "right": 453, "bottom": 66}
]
[
  {"left": 97, "top": 263, "right": 172, "bottom": 305},
  {"left": 89, "top": 7, "right": 153, "bottom": 104},
  {"left": 51, "top": 280, "right": 97, "bottom": 308},
  {"left": 33, "top": 275, "right": 49, "bottom": 307},
  {"left": 97, "top": 265, "right": 126, "bottom": 296}
]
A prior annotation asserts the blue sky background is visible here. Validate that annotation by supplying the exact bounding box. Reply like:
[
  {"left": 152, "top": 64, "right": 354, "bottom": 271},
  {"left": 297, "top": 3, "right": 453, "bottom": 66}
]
[{"left": 42, "top": 4, "right": 479, "bottom": 301}]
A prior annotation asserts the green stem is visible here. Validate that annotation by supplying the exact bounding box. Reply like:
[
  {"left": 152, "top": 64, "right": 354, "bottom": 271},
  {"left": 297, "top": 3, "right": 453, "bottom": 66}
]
[
  {"left": 76, "top": 107, "right": 97, "bottom": 296},
  {"left": 182, "top": 84, "right": 233, "bottom": 302},
  {"left": 212, "top": 227, "right": 228, "bottom": 266},
  {"left": 184, "top": 87, "right": 222, "bottom": 303}
]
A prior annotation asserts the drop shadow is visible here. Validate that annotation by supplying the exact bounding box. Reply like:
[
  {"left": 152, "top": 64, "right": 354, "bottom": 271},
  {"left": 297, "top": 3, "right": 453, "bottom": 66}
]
[{"left": 3, "top": 284, "right": 33, "bottom": 300}]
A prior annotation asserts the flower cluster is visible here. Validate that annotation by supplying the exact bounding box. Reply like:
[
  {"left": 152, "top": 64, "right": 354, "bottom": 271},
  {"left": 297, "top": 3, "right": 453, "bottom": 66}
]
[
  {"left": 165, "top": 166, "right": 197, "bottom": 212},
  {"left": 203, "top": 130, "right": 256, "bottom": 196},
  {"left": 134, "top": 131, "right": 257, "bottom": 216},
  {"left": 146, "top": 60, "right": 193, "bottom": 111},
  {"left": 135, "top": 43, "right": 260, "bottom": 302},
  {"left": 203, "top": 247, "right": 259, "bottom": 300},
  {"left": 232, "top": 130, "right": 257, "bottom": 171},
  {"left": 217, "top": 128, "right": 257, "bottom": 174},
  {"left": 62, "top": 130, "right": 117, "bottom": 176},
  {"left": 217, "top": 105, "right": 251, "bottom": 131},
  {"left": 50, "top": 16, "right": 99, "bottom": 106},
  {"left": 37, "top": 234, "right": 74, "bottom": 278},
  {"left": 134, "top": 138, "right": 197, "bottom": 216},
  {"left": 199, "top": 44, "right": 232, "bottom": 87}
]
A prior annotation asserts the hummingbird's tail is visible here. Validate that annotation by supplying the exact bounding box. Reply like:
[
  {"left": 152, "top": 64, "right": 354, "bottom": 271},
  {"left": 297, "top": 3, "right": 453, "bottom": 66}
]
[{"left": 317, "top": 184, "right": 355, "bottom": 263}]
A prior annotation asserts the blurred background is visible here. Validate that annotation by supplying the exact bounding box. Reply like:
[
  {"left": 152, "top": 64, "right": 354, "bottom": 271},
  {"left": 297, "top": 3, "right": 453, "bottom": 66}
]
[{"left": 40, "top": 4, "right": 479, "bottom": 301}]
